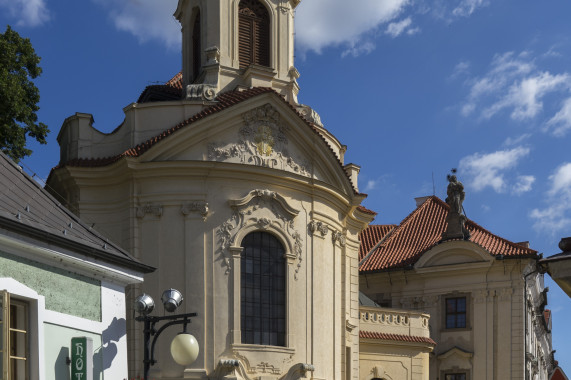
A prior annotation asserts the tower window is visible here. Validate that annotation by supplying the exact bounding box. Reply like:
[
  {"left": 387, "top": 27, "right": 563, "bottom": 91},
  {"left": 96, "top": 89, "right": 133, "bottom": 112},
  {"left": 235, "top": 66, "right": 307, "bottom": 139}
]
[
  {"left": 192, "top": 10, "right": 201, "bottom": 82},
  {"left": 241, "top": 231, "right": 286, "bottom": 346},
  {"left": 239, "top": 0, "right": 270, "bottom": 69}
]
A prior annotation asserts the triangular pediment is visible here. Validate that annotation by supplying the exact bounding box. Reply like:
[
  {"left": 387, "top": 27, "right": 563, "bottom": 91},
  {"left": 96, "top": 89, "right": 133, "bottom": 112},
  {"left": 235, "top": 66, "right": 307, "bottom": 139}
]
[
  {"left": 415, "top": 240, "right": 493, "bottom": 269},
  {"left": 139, "top": 93, "right": 355, "bottom": 194}
]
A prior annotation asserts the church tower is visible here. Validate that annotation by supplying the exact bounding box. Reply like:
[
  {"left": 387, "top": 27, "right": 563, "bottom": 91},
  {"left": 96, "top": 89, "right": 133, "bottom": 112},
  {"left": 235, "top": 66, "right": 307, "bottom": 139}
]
[{"left": 175, "top": 0, "right": 301, "bottom": 104}]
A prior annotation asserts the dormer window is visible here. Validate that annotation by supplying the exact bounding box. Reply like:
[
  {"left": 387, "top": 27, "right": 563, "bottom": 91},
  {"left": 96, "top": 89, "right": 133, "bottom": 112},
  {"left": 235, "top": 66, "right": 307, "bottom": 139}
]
[{"left": 239, "top": 0, "right": 270, "bottom": 69}]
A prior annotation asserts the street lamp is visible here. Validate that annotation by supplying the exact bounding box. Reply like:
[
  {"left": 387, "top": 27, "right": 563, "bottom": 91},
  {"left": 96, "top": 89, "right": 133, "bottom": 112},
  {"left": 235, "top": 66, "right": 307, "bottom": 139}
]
[{"left": 134, "top": 289, "right": 199, "bottom": 380}]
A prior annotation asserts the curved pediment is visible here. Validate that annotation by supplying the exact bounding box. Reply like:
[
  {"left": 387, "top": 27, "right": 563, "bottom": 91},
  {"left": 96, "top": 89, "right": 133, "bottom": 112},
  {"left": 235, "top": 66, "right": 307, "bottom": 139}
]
[
  {"left": 139, "top": 93, "right": 356, "bottom": 195},
  {"left": 415, "top": 240, "right": 493, "bottom": 269}
]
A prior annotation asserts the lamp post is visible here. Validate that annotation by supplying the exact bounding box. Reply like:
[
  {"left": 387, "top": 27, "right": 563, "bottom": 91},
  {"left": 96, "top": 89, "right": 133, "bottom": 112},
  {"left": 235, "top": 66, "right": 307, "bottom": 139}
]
[{"left": 134, "top": 289, "right": 199, "bottom": 380}]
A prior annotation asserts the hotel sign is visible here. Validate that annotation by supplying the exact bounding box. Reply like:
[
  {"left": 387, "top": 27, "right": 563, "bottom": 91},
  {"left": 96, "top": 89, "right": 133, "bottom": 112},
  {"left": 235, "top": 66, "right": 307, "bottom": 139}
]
[{"left": 71, "top": 337, "right": 93, "bottom": 380}]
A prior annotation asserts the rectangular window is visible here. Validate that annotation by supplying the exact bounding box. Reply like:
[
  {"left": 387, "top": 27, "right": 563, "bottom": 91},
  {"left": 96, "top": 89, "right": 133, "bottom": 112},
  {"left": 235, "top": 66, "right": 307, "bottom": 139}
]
[
  {"left": 0, "top": 291, "right": 28, "bottom": 380},
  {"left": 446, "top": 297, "right": 467, "bottom": 329},
  {"left": 445, "top": 374, "right": 466, "bottom": 380}
]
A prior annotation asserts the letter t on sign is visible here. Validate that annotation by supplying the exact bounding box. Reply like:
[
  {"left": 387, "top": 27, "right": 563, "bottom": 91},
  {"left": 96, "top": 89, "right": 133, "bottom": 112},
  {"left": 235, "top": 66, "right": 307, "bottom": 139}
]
[{"left": 71, "top": 337, "right": 93, "bottom": 380}]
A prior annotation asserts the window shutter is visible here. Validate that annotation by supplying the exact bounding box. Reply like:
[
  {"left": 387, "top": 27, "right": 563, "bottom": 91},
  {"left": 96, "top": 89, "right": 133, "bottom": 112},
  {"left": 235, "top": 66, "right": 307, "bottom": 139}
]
[{"left": 239, "top": 0, "right": 270, "bottom": 69}]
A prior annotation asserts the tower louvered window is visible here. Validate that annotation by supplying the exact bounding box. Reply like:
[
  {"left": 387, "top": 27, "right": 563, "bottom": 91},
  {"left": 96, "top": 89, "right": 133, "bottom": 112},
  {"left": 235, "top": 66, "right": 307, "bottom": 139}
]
[
  {"left": 192, "top": 10, "right": 201, "bottom": 82},
  {"left": 239, "top": 0, "right": 270, "bottom": 69}
]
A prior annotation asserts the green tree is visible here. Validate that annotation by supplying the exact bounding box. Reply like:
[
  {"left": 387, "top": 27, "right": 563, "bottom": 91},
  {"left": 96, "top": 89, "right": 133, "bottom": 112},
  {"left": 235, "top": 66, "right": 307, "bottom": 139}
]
[{"left": 0, "top": 25, "right": 49, "bottom": 162}]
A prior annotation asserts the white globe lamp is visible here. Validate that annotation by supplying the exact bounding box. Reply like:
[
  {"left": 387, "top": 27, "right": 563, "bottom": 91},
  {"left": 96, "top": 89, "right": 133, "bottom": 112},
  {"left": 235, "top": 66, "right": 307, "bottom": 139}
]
[{"left": 170, "top": 333, "right": 199, "bottom": 366}]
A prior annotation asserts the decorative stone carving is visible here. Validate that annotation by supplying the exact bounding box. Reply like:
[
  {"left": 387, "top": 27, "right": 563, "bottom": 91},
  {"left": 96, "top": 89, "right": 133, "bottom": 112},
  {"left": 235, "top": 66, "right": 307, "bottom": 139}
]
[
  {"left": 208, "top": 104, "right": 311, "bottom": 177},
  {"left": 256, "top": 362, "right": 281, "bottom": 375},
  {"left": 308, "top": 221, "right": 328, "bottom": 236},
  {"left": 442, "top": 173, "right": 471, "bottom": 241},
  {"left": 282, "top": 363, "right": 315, "bottom": 380},
  {"left": 181, "top": 201, "right": 209, "bottom": 221},
  {"left": 331, "top": 230, "right": 346, "bottom": 247},
  {"left": 296, "top": 104, "right": 323, "bottom": 127},
  {"left": 217, "top": 189, "right": 303, "bottom": 278},
  {"left": 136, "top": 204, "right": 163, "bottom": 218},
  {"left": 205, "top": 46, "right": 220, "bottom": 65},
  {"left": 186, "top": 83, "right": 217, "bottom": 101}
]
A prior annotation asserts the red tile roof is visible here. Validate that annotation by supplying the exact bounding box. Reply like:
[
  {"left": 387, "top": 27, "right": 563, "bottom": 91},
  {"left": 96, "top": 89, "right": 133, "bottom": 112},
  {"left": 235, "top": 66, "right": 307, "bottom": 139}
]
[
  {"left": 544, "top": 309, "right": 551, "bottom": 326},
  {"left": 551, "top": 367, "right": 569, "bottom": 380},
  {"left": 360, "top": 330, "right": 436, "bottom": 346},
  {"left": 359, "top": 224, "right": 395, "bottom": 261},
  {"left": 360, "top": 196, "right": 538, "bottom": 272},
  {"left": 166, "top": 72, "right": 183, "bottom": 89}
]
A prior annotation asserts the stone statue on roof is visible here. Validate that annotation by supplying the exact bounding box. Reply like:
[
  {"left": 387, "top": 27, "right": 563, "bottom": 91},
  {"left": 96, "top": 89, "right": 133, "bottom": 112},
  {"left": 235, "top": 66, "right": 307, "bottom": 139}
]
[
  {"left": 445, "top": 174, "right": 465, "bottom": 214},
  {"left": 442, "top": 172, "right": 471, "bottom": 241}
]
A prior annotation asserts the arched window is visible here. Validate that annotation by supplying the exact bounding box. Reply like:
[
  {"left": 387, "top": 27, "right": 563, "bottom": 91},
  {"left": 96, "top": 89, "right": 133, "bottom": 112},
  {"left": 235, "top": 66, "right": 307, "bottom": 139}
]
[
  {"left": 241, "top": 231, "right": 285, "bottom": 346},
  {"left": 238, "top": 0, "right": 270, "bottom": 68},
  {"left": 192, "top": 10, "right": 201, "bottom": 81}
]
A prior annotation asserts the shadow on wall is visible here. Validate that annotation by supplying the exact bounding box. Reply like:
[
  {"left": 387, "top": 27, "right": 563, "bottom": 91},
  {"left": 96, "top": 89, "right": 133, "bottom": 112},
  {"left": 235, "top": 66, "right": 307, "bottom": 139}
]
[
  {"left": 94, "top": 317, "right": 127, "bottom": 375},
  {"left": 55, "top": 347, "right": 70, "bottom": 380}
]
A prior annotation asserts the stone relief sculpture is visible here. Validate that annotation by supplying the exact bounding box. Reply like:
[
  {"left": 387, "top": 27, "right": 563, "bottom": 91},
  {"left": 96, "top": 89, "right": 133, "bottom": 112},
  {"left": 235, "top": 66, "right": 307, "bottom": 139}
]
[
  {"left": 208, "top": 104, "right": 311, "bottom": 177},
  {"left": 442, "top": 172, "right": 471, "bottom": 241},
  {"left": 217, "top": 189, "right": 303, "bottom": 278}
]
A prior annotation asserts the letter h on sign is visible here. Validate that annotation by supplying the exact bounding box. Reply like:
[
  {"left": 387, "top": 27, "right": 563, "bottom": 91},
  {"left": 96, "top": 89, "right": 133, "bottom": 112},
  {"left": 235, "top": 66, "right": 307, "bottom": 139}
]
[{"left": 71, "top": 337, "right": 93, "bottom": 380}]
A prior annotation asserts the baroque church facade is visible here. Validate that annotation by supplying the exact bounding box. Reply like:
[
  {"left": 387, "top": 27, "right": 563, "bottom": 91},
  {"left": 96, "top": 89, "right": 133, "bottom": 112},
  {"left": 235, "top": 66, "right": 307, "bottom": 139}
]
[{"left": 46, "top": 0, "right": 393, "bottom": 379}]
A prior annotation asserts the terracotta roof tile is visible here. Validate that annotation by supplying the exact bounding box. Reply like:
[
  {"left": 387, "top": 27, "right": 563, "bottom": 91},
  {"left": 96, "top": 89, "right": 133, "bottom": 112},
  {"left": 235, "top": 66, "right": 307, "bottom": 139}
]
[
  {"left": 359, "top": 224, "right": 395, "bottom": 261},
  {"left": 357, "top": 205, "right": 377, "bottom": 215},
  {"left": 166, "top": 72, "right": 183, "bottom": 89},
  {"left": 360, "top": 196, "right": 538, "bottom": 272},
  {"left": 359, "top": 330, "right": 436, "bottom": 346}
]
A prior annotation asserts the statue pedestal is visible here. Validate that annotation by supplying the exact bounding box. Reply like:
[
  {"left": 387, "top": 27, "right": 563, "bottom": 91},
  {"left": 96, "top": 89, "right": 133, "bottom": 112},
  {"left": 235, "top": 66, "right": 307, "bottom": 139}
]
[{"left": 442, "top": 212, "right": 468, "bottom": 240}]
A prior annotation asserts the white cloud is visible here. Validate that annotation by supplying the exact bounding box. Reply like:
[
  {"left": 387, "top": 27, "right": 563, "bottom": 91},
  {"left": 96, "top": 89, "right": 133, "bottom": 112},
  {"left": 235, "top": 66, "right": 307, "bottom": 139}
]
[
  {"left": 545, "top": 97, "right": 571, "bottom": 137},
  {"left": 503, "top": 133, "right": 532, "bottom": 147},
  {"left": 531, "top": 163, "right": 571, "bottom": 234},
  {"left": 459, "top": 146, "right": 531, "bottom": 193},
  {"left": 452, "top": 0, "right": 489, "bottom": 17},
  {"left": 296, "top": 0, "right": 409, "bottom": 54},
  {"left": 459, "top": 51, "right": 571, "bottom": 125},
  {"left": 364, "top": 179, "right": 379, "bottom": 192},
  {"left": 385, "top": 17, "right": 415, "bottom": 38},
  {"left": 341, "top": 42, "right": 376, "bottom": 58},
  {"left": 0, "top": 0, "right": 50, "bottom": 27},
  {"left": 92, "top": 0, "right": 180, "bottom": 47},
  {"left": 512, "top": 175, "right": 535, "bottom": 195},
  {"left": 482, "top": 72, "right": 571, "bottom": 121}
]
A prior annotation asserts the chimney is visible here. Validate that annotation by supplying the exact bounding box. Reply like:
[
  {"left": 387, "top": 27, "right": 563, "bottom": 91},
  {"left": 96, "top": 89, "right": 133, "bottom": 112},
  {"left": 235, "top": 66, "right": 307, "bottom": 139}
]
[{"left": 415, "top": 196, "right": 431, "bottom": 208}]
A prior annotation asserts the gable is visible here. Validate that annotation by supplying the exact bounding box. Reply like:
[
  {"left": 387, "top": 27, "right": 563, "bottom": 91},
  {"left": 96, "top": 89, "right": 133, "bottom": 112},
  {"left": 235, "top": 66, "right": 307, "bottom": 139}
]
[
  {"left": 415, "top": 240, "right": 494, "bottom": 269},
  {"left": 138, "top": 95, "right": 355, "bottom": 195}
]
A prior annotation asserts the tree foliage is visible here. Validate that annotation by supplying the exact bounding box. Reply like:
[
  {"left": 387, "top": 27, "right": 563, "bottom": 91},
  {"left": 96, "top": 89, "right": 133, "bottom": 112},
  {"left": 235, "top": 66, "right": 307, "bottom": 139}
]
[{"left": 0, "top": 25, "right": 49, "bottom": 162}]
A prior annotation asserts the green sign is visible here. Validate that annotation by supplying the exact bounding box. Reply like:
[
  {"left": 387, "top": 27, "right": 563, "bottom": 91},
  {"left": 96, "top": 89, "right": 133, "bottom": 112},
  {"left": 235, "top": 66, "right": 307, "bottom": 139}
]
[{"left": 71, "top": 337, "right": 93, "bottom": 380}]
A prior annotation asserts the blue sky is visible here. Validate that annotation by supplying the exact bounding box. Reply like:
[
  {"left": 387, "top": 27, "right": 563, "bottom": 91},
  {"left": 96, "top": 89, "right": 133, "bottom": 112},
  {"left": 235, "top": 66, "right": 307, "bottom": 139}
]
[{"left": 2, "top": 0, "right": 571, "bottom": 370}]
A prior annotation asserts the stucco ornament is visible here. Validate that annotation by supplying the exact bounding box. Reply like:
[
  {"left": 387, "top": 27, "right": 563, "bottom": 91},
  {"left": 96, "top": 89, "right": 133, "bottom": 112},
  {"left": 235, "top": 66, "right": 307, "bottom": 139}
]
[
  {"left": 208, "top": 104, "right": 311, "bottom": 176},
  {"left": 217, "top": 189, "right": 303, "bottom": 278},
  {"left": 181, "top": 201, "right": 209, "bottom": 221},
  {"left": 187, "top": 83, "right": 217, "bottom": 101},
  {"left": 308, "top": 220, "right": 328, "bottom": 236},
  {"left": 136, "top": 204, "right": 163, "bottom": 218},
  {"left": 331, "top": 230, "right": 346, "bottom": 247}
]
